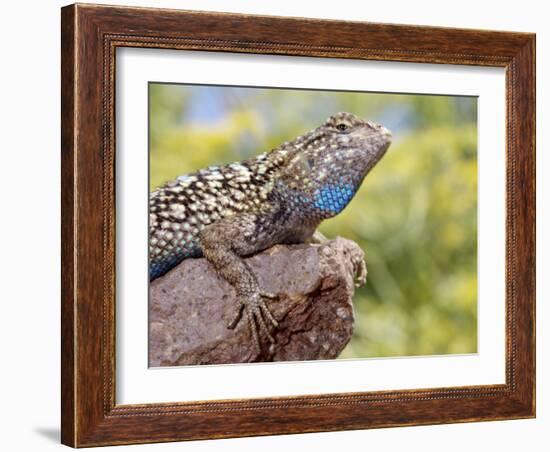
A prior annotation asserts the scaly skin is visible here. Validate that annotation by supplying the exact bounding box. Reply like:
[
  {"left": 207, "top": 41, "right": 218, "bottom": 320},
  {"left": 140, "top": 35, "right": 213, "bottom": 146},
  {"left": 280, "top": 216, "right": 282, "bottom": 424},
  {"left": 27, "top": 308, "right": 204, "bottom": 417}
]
[{"left": 149, "top": 112, "right": 392, "bottom": 355}]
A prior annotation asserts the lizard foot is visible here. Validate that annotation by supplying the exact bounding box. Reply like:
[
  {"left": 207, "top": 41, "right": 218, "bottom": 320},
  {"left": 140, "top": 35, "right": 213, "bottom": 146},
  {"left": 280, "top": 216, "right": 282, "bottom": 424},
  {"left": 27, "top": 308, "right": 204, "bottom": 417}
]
[{"left": 227, "top": 291, "right": 279, "bottom": 353}]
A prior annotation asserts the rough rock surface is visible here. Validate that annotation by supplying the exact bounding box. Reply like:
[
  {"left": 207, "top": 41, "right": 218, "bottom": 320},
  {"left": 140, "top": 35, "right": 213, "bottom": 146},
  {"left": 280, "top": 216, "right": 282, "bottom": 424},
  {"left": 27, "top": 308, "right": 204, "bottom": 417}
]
[{"left": 149, "top": 237, "right": 365, "bottom": 366}]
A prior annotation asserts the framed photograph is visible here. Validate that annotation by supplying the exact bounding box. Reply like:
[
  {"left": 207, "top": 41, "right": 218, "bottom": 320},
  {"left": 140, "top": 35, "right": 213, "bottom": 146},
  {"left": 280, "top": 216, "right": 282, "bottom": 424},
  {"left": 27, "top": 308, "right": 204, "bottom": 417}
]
[{"left": 61, "top": 3, "right": 535, "bottom": 447}]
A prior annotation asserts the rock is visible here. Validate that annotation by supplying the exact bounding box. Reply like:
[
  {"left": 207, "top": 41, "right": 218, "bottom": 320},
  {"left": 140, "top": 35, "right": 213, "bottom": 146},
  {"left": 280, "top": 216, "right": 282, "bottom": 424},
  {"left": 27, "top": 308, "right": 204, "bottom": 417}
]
[{"left": 149, "top": 237, "right": 366, "bottom": 366}]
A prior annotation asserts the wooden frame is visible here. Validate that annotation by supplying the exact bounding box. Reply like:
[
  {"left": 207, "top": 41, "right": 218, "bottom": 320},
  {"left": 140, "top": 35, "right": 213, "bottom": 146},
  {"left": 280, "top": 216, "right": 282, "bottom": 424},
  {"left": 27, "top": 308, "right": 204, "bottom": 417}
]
[{"left": 61, "top": 3, "right": 535, "bottom": 447}]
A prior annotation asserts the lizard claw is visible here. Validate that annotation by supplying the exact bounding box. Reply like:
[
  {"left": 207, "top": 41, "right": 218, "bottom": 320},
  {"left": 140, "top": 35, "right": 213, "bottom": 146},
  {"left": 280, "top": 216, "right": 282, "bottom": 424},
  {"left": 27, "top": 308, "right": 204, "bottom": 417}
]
[
  {"left": 226, "top": 303, "right": 244, "bottom": 330},
  {"left": 353, "top": 256, "right": 367, "bottom": 287},
  {"left": 227, "top": 291, "right": 279, "bottom": 352}
]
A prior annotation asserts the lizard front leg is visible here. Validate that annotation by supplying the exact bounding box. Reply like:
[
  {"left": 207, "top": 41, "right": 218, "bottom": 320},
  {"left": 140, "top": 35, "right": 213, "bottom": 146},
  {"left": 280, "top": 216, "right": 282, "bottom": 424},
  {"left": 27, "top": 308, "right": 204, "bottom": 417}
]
[
  {"left": 199, "top": 211, "right": 281, "bottom": 355},
  {"left": 309, "top": 230, "right": 328, "bottom": 244}
]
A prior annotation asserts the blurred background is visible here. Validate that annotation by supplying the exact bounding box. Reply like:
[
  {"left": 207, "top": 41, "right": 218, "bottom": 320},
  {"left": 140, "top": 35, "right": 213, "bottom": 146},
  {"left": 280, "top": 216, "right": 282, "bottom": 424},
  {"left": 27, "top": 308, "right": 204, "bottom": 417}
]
[{"left": 149, "top": 83, "right": 478, "bottom": 359}]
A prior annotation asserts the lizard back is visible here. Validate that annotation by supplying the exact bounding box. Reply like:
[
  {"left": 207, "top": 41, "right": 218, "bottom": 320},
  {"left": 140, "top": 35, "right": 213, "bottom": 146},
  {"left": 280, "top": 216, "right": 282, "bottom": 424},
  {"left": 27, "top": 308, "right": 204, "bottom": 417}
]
[{"left": 149, "top": 151, "right": 285, "bottom": 279}]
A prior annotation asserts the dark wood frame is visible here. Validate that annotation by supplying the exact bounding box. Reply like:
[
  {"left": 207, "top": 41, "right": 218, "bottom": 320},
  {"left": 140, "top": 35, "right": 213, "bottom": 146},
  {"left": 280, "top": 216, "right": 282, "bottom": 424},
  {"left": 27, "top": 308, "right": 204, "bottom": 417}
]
[{"left": 61, "top": 3, "right": 536, "bottom": 447}]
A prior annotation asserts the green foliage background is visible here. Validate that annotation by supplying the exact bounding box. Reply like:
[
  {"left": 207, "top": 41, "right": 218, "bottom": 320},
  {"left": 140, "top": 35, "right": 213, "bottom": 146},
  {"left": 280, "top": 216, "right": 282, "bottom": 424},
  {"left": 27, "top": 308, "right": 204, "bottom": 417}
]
[{"left": 149, "top": 83, "right": 478, "bottom": 358}]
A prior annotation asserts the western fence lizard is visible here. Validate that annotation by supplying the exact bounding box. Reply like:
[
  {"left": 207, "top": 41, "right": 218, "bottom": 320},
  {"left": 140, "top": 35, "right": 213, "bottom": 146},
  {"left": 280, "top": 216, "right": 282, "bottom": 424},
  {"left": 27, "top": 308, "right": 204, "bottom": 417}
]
[{"left": 149, "top": 112, "right": 392, "bottom": 354}]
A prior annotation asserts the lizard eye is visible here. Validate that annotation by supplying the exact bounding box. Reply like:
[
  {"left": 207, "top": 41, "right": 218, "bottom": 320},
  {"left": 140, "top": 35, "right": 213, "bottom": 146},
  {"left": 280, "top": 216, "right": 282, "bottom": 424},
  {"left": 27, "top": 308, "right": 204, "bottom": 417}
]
[{"left": 336, "top": 123, "right": 348, "bottom": 131}]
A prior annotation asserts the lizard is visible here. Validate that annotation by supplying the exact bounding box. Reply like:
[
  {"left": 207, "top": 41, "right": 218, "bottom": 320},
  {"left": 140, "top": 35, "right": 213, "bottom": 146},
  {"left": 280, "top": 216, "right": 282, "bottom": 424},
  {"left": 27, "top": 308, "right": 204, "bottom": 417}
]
[{"left": 149, "top": 112, "right": 392, "bottom": 355}]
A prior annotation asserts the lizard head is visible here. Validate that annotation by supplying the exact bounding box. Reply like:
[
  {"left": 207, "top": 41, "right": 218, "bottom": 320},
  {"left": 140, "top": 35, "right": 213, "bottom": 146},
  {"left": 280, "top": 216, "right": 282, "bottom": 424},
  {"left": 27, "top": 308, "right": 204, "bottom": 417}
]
[{"left": 280, "top": 112, "right": 392, "bottom": 218}]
